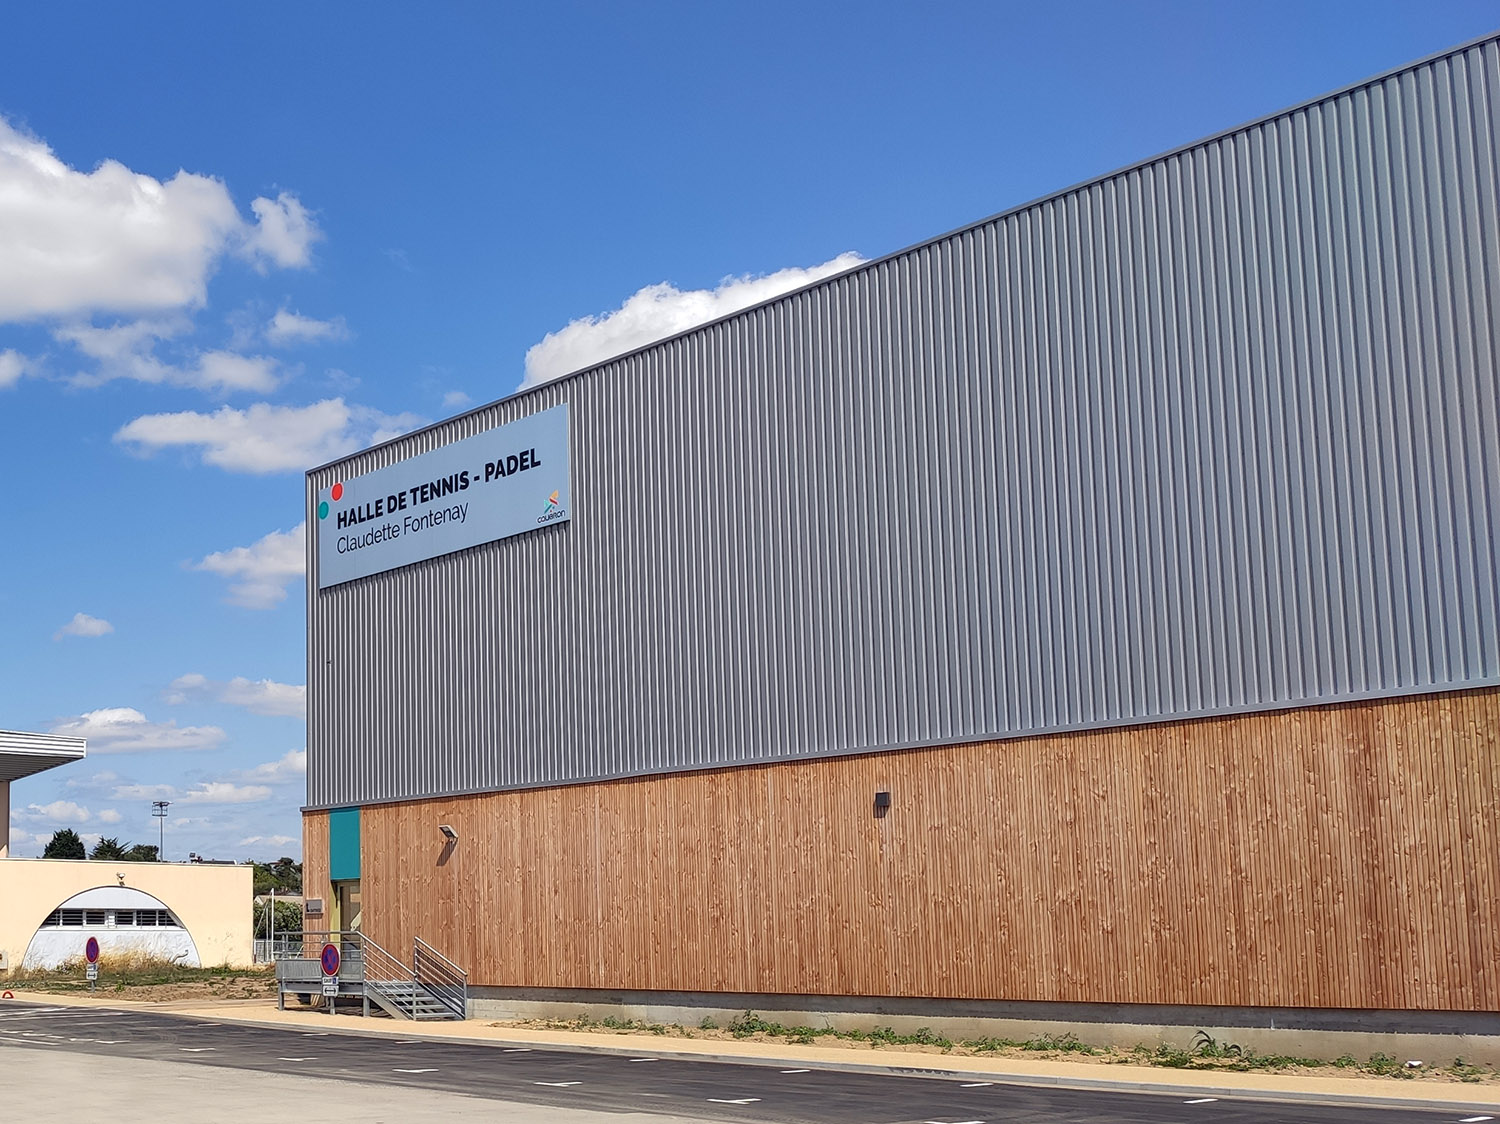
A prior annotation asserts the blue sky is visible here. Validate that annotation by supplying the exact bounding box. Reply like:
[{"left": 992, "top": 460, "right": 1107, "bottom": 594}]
[{"left": 2, "top": 2, "right": 1494, "bottom": 862}]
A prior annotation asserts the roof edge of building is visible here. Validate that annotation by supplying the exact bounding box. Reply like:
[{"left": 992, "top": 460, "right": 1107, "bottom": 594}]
[{"left": 305, "top": 28, "right": 1500, "bottom": 480}]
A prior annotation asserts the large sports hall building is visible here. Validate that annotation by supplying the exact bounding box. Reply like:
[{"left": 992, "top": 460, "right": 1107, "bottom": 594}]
[{"left": 302, "top": 36, "right": 1500, "bottom": 1040}]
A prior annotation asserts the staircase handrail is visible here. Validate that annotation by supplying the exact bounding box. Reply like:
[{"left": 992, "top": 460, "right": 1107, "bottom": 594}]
[
  {"left": 412, "top": 936, "right": 468, "bottom": 1019},
  {"left": 354, "top": 932, "right": 410, "bottom": 986},
  {"left": 413, "top": 936, "right": 467, "bottom": 982}
]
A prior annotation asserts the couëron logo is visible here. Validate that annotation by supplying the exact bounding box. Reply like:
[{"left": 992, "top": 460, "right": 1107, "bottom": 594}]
[
  {"left": 317, "top": 482, "right": 345, "bottom": 520},
  {"left": 538, "top": 489, "right": 567, "bottom": 525}
]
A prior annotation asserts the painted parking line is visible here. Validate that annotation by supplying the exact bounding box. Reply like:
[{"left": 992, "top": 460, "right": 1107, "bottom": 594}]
[
  {"left": 1460, "top": 1118, "right": 1494, "bottom": 1123},
  {"left": 502, "top": 1047, "right": 532, "bottom": 1053},
  {"left": 781, "top": 1068, "right": 811, "bottom": 1073},
  {"left": 179, "top": 1047, "right": 216, "bottom": 1052},
  {"left": 394, "top": 1068, "right": 438, "bottom": 1074},
  {"left": 960, "top": 1082, "right": 993, "bottom": 1088},
  {"left": 1184, "top": 1098, "right": 1218, "bottom": 1105},
  {"left": 628, "top": 1057, "right": 658, "bottom": 1062},
  {"left": 708, "top": 1098, "right": 760, "bottom": 1105},
  {"left": 277, "top": 1057, "right": 317, "bottom": 1062},
  {"left": 535, "top": 1081, "right": 582, "bottom": 1087},
  {"left": 925, "top": 1119, "right": 983, "bottom": 1124}
]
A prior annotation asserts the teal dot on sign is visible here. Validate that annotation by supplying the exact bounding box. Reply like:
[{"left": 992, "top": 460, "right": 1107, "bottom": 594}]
[{"left": 318, "top": 501, "right": 329, "bottom": 520}]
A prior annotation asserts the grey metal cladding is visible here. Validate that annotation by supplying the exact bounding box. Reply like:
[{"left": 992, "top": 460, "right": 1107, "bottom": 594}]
[{"left": 307, "top": 37, "right": 1500, "bottom": 809}]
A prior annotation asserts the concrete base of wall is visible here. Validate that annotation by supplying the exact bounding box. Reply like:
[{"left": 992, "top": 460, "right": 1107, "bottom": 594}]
[{"left": 467, "top": 987, "right": 1500, "bottom": 1067}]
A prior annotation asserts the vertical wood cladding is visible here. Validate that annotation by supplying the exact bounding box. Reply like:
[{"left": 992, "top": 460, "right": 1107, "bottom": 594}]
[
  {"left": 334, "top": 689, "right": 1499, "bottom": 1011},
  {"left": 301, "top": 810, "right": 330, "bottom": 932}
]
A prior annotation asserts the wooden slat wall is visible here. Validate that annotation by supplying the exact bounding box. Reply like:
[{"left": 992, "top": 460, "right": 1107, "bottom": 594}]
[
  {"left": 323, "top": 688, "right": 1500, "bottom": 1010},
  {"left": 301, "top": 810, "right": 331, "bottom": 932}
]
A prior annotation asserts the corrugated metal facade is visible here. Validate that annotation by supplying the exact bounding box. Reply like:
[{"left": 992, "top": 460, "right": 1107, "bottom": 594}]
[{"left": 308, "top": 37, "right": 1500, "bottom": 809}]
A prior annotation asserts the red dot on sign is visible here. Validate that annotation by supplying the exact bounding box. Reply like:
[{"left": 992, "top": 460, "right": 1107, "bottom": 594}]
[{"left": 331, "top": 483, "right": 344, "bottom": 501}]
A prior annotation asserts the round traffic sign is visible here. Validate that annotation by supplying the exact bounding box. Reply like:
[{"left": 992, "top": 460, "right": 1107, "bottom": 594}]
[
  {"left": 320, "top": 942, "right": 341, "bottom": 976},
  {"left": 85, "top": 937, "right": 100, "bottom": 964}
]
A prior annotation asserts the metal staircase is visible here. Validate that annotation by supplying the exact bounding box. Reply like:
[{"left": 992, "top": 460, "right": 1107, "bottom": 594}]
[
  {"left": 274, "top": 931, "right": 468, "bottom": 1021},
  {"left": 361, "top": 934, "right": 467, "bottom": 1021}
]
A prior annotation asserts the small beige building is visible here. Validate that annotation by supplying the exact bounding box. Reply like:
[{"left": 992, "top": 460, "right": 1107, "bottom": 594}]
[{"left": 0, "top": 730, "right": 252, "bottom": 973}]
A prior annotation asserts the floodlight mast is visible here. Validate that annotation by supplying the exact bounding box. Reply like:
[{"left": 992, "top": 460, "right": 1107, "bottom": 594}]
[{"left": 151, "top": 800, "right": 170, "bottom": 861}]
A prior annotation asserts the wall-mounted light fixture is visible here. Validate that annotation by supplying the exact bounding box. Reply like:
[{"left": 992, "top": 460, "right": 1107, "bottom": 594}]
[
  {"left": 439, "top": 824, "right": 458, "bottom": 842},
  {"left": 874, "top": 790, "right": 891, "bottom": 818}
]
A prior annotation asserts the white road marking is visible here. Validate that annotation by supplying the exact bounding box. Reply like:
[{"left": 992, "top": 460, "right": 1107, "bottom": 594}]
[
  {"left": 925, "top": 1120, "right": 984, "bottom": 1124},
  {"left": 1184, "top": 1098, "right": 1218, "bottom": 1105},
  {"left": 781, "top": 1068, "right": 811, "bottom": 1073},
  {"left": 1460, "top": 1118, "right": 1494, "bottom": 1123},
  {"left": 535, "top": 1081, "right": 582, "bottom": 1087},
  {"left": 960, "top": 1082, "right": 993, "bottom": 1087},
  {"left": 277, "top": 1057, "right": 316, "bottom": 1062},
  {"left": 709, "top": 1099, "right": 761, "bottom": 1105},
  {"left": 179, "top": 1047, "right": 216, "bottom": 1053},
  {"left": 628, "top": 1057, "right": 658, "bottom": 1062},
  {"left": 300, "top": 1032, "right": 329, "bottom": 1037},
  {"left": 502, "top": 1047, "right": 533, "bottom": 1053},
  {"left": 394, "top": 1068, "right": 438, "bottom": 1074}
]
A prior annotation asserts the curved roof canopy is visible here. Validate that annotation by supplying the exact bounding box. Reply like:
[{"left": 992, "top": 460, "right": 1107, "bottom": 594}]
[{"left": 0, "top": 730, "right": 86, "bottom": 783}]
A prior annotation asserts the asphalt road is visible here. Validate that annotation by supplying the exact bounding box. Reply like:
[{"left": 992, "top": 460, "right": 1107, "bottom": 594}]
[{"left": 0, "top": 1002, "right": 1477, "bottom": 1124}]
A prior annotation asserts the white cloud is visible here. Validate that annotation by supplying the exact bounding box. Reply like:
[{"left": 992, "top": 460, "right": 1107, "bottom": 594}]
[
  {"left": 179, "top": 781, "right": 271, "bottom": 805},
  {"left": 0, "top": 115, "right": 317, "bottom": 324},
  {"left": 239, "top": 834, "right": 297, "bottom": 847},
  {"left": 18, "top": 800, "right": 92, "bottom": 823},
  {"left": 234, "top": 749, "right": 307, "bottom": 784},
  {"left": 111, "top": 782, "right": 178, "bottom": 800},
  {"left": 114, "top": 398, "right": 422, "bottom": 474},
  {"left": 165, "top": 673, "right": 306, "bottom": 718},
  {"left": 523, "top": 252, "right": 866, "bottom": 387},
  {"left": 51, "top": 707, "right": 225, "bottom": 754},
  {"left": 243, "top": 192, "right": 321, "bottom": 270},
  {"left": 65, "top": 770, "right": 120, "bottom": 792},
  {"left": 0, "top": 348, "right": 33, "bottom": 388},
  {"left": 96, "top": 809, "right": 123, "bottom": 825},
  {"left": 442, "top": 390, "right": 471, "bottom": 409},
  {"left": 265, "top": 308, "right": 347, "bottom": 346},
  {"left": 55, "top": 319, "right": 279, "bottom": 393},
  {"left": 54, "top": 612, "right": 114, "bottom": 640},
  {"left": 191, "top": 523, "right": 305, "bottom": 609}
]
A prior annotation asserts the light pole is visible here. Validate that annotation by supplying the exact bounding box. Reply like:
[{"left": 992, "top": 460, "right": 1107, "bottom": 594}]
[{"left": 151, "top": 800, "right": 170, "bottom": 860}]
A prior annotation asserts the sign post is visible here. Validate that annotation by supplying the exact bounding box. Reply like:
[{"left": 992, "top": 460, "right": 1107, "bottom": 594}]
[
  {"left": 84, "top": 937, "right": 100, "bottom": 991},
  {"left": 320, "top": 942, "right": 341, "bottom": 1009}
]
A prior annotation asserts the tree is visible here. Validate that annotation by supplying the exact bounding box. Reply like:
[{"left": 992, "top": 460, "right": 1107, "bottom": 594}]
[
  {"left": 122, "top": 843, "right": 159, "bottom": 862},
  {"left": 253, "top": 898, "right": 304, "bottom": 939},
  {"left": 90, "top": 837, "right": 129, "bottom": 860},
  {"left": 42, "top": 828, "right": 85, "bottom": 860},
  {"left": 250, "top": 858, "right": 302, "bottom": 895}
]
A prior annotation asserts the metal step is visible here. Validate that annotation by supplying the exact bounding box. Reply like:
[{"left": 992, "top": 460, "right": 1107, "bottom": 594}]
[{"left": 366, "top": 979, "right": 464, "bottom": 1021}]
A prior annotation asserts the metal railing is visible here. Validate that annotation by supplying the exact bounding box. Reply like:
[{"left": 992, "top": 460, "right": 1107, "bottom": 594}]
[
  {"left": 253, "top": 937, "right": 305, "bottom": 964},
  {"left": 271, "top": 930, "right": 466, "bottom": 1020},
  {"left": 413, "top": 936, "right": 468, "bottom": 1020}
]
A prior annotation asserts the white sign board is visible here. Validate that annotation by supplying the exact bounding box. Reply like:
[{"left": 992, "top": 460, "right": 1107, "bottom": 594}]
[
  {"left": 321, "top": 975, "right": 339, "bottom": 996},
  {"left": 85, "top": 963, "right": 98, "bottom": 981},
  {"left": 316, "top": 405, "right": 571, "bottom": 588}
]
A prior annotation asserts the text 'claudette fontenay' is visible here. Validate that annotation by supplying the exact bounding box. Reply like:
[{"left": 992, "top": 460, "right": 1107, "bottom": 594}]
[{"left": 334, "top": 447, "right": 545, "bottom": 554}]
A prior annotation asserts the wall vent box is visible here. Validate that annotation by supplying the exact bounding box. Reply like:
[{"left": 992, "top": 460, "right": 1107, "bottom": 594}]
[
  {"left": 305, "top": 898, "right": 324, "bottom": 916},
  {"left": 874, "top": 791, "right": 891, "bottom": 810}
]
